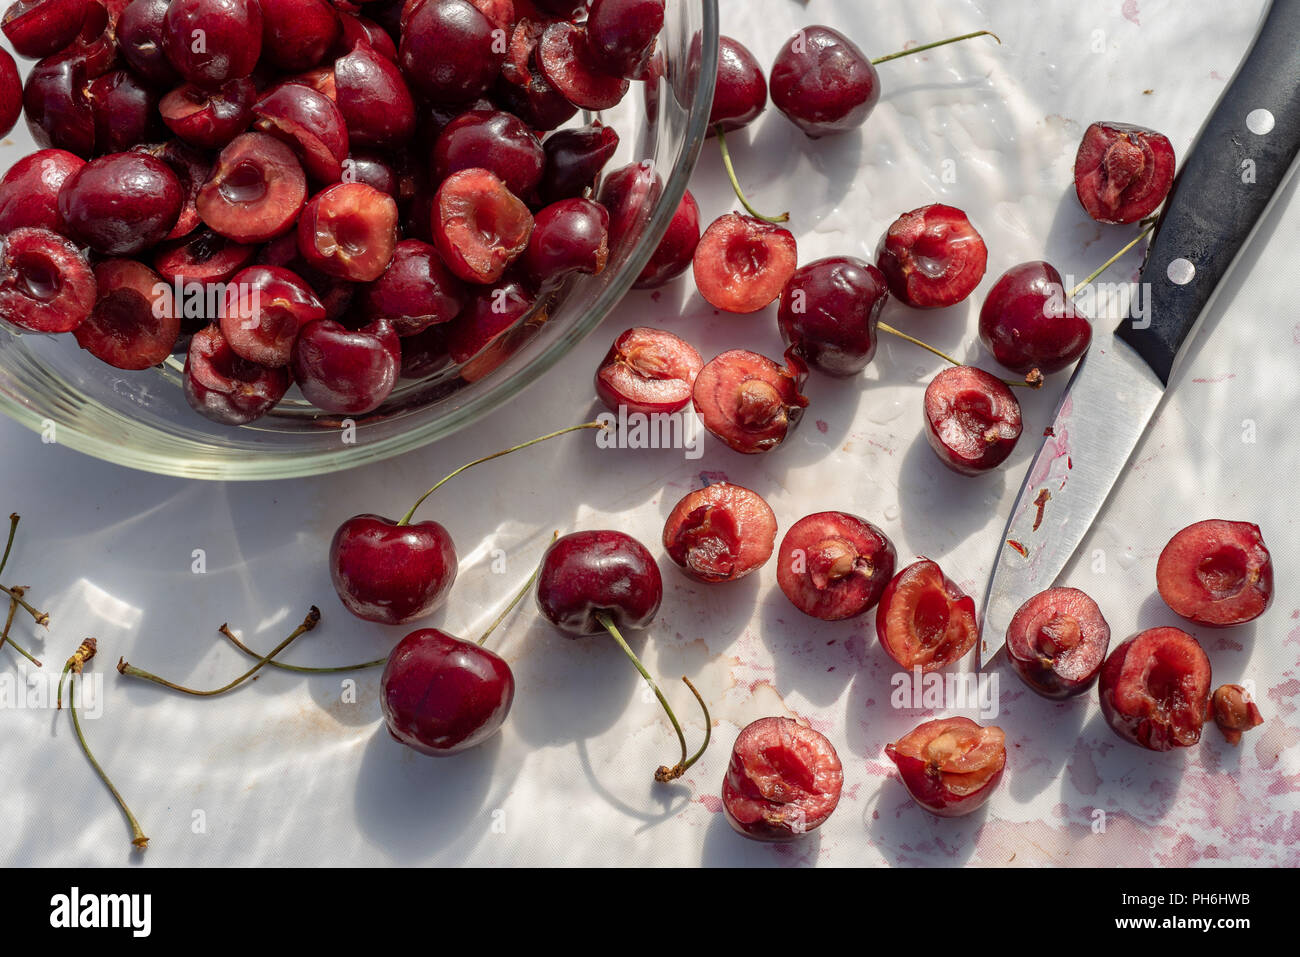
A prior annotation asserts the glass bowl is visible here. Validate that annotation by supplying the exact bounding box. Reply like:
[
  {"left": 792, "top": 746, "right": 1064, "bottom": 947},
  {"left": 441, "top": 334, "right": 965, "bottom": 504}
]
[{"left": 0, "top": 1, "right": 718, "bottom": 480}]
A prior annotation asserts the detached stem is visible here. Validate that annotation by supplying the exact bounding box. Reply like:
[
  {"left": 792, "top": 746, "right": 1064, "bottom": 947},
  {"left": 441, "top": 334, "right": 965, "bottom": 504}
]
[
  {"left": 1066, "top": 223, "right": 1156, "bottom": 299},
  {"left": 1, "top": 594, "right": 40, "bottom": 666},
  {"left": 219, "top": 624, "right": 385, "bottom": 674},
  {"left": 476, "top": 531, "right": 557, "bottom": 647},
  {"left": 61, "top": 639, "right": 149, "bottom": 850},
  {"left": 118, "top": 607, "right": 320, "bottom": 696},
  {"left": 877, "top": 321, "right": 1042, "bottom": 389},
  {"left": 871, "top": 30, "right": 1000, "bottom": 65},
  {"left": 714, "top": 125, "right": 789, "bottom": 224},
  {"left": 0, "top": 513, "right": 18, "bottom": 580},
  {"left": 397, "top": 422, "right": 607, "bottom": 527},
  {"left": 0, "top": 583, "right": 48, "bottom": 626}
]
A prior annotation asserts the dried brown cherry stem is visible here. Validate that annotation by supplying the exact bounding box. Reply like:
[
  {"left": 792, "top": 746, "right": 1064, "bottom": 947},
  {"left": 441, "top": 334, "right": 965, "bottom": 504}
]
[
  {"left": 0, "top": 513, "right": 17, "bottom": 579},
  {"left": 870, "top": 30, "right": 1000, "bottom": 65},
  {"left": 59, "top": 638, "right": 149, "bottom": 850},
  {"left": 0, "top": 583, "right": 48, "bottom": 626},
  {"left": 117, "top": 606, "right": 320, "bottom": 695},
  {"left": 397, "top": 422, "right": 608, "bottom": 527},
  {"left": 0, "top": 587, "right": 41, "bottom": 666},
  {"left": 715, "top": 125, "right": 790, "bottom": 224},
  {"left": 1065, "top": 223, "right": 1156, "bottom": 299},
  {"left": 476, "top": 531, "right": 559, "bottom": 647},
  {"left": 594, "top": 611, "right": 711, "bottom": 782},
  {"left": 877, "top": 321, "right": 1043, "bottom": 388}
]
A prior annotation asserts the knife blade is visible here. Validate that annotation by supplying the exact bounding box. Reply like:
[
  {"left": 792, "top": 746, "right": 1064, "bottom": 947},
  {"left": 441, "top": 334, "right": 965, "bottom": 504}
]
[{"left": 978, "top": 0, "right": 1300, "bottom": 667}]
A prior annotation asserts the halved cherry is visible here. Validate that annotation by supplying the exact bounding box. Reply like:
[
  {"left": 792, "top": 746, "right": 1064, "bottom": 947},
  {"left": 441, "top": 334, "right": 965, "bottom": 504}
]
[
  {"left": 876, "top": 558, "right": 978, "bottom": 672},
  {"left": 693, "top": 348, "right": 808, "bottom": 454},
  {"left": 776, "top": 511, "right": 896, "bottom": 621},
  {"left": 159, "top": 78, "right": 257, "bottom": 150},
  {"left": 875, "top": 204, "right": 987, "bottom": 309},
  {"left": 334, "top": 40, "right": 416, "bottom": 151},
  {"left": 218, "top": 265, "right": 324, "bottom": 368},
  {"left": 1005, "top": 587, "right": 1110, "bottom": 699},
  {"left": 197, "top": 132, "right": 308, "bottom": 244},
  {"left": 1155, "top": 520, "right": 1273, "bottom": 627},
  {"left": 885, "top": 717, "right": 1006, "bottom": 817},
  {"left": 252, "top": 81, "right": 350, "bottom": 183},
  {"left": 153, "top": 229, "right": 256, "bottom": 286},
  {"left": 433, "top": 168, "right": 533, "bottom": 285},
  {"left": 74, "top": 258, "right": 179, "bottom": 370},
  {"left": 444, "top": 278, "right": 534, "bottom": 364},
  {"left": 594, "top": 326, "right": 702, "bottom": 416},
  {"left": 2, "top": 0, "right": 90, "bottom": 59},
  {"left": 1212, "top": 684, "right": 1263, "bottom": 746},
  {"left": 923, "top": 365, "right": 1022, "bottom": 475},
  {"left": 662, "top": 482, "right": 777, "bottom": 584},
  {"left": 1073, "top": 121, "right": 1175, "bottom": 225},
  {"left": 1098, "top": 627, "right": 1212, "bottom": 751},
  {"left": 693, "top": 213, "right": 797, "bottom": 314},
  {"left": 183, "top": 324, "right": 290, "bottom": 425},
  {"left": 0, "top": 226, "right": 96, "bottom": 333},
  {"left": 297, "top": 182, "right": 399, "bottom": 282},
  {"left": 722, "top": 716, "right": 843, "bottom": 842},
  {"left": 538, "top": 20, "right": 630, "bottom": 111},
  {"left": 495, "top": 17, "right": 578, "bottom": 131}
]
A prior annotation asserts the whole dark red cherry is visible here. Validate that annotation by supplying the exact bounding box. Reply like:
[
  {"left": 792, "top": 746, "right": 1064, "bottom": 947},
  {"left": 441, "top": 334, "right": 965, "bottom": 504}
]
[
  {"left": 117, "top": 0, "right": 182, "bottom": 87},
  {"left": 381, "top": 628, "right": 514, "bottom": 755},
  {"left": 2, "top": 0, "right": 92, "bottom": 59},
  {"left": 290, "top": 316, "right": 400, "bottom": 414},
  {"left": 709, "top": 36, "right": 766, "bottom": 133},
  {"left": 260, "top": 0, "right": 340, "bottom": 72},
  {"left": 633, "top": 188, "right": 700, "bottom": 289},
  {"left": 979, "top": 261, "right": 1092, "bottom": 375},
  {"left": 584, "top": 0, "right": 663, "bottom": 78},
  {"left": 22, "top": 53, "right": 96, "bottom": 156},
  {"left": 330, "top": 514, "right": 458, "bottom": 625},
  {"left": 57, "top": 151, "right": 183, "bottom": 256},
  {"left": 163, "top": 0, "right": 263, "bottom": 88},
  {"left": 777, "top": 255, "right": 888, "bottom": 377},
  {"left": 521, "top": 197, "right": 609, "bottom": 284},
  {"left": 535, "top": 530, "right": 661, "bottom": 636},
  {"left": 1, "top": 46, "right": 22, "bottom": 138},
  {"left": 770, "top": 25, "right": 878, "bottom": 138},
  {"left": 433, "top": 109, "right": 545, "bottom": 200},
  {"left": 399, "top": 0, "right": 503, "bottom": 104},
  {"left": 539, "top": 121, "right": 620, "bottom": 204},
  {"left": 88, "top": 69, "right": 163, "bottom": 154}
]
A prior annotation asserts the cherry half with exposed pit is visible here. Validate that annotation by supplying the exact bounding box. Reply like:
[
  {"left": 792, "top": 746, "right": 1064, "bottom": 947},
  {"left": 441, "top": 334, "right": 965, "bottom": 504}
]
[
  {"left": 1212, "top": 684, "right": 1263, "bottom": 746},
  {"left": 1098, "top": 627, "right": 1212, "bottom": 751},
  {"left": 876, "top": 203, "right": 987, "bottom": 309},
  {"left": 1074, "top": 121, "right": 1175, "bottom": 225},
  {"left": 0, "top": 226, "right": 96, "bottom": 333},
  {"left": 535, "top": 528, "right": 710, "bottom": 781},
  {"left": 777, "top": 512, "right": 897, "bottom": 621},
  {"left": 778, "top": 255, "right": 888, "bottom": 377},
  {"left": 885, "top": 716, "right": 1006, "bottom": 817},
  {"left": 876, "top": 558, "right": 978, "bottom": 672},
  {"left": 923, "top": 365, "right": 1022, "bottom": 475},
  {"left": 1156, "top": 520, "right": 1273, "bottom": 627},
  {"left": 595, "top": 326, "right": 702, "bottom": 416},
  {"left": 663, "top": 482, "right": 777, "bottom": 584},
  {"left": 1005, "top": 587, "right": 1111, "bottom": 699},
  {"left": 693, "top": 213, "right": 797, "bottom": 314},
  {"left": 693, "top": 348, "right": 808, "bottom": 454},
  {"left": 722, "top": 717, "right": 843, "bottom": 842}
]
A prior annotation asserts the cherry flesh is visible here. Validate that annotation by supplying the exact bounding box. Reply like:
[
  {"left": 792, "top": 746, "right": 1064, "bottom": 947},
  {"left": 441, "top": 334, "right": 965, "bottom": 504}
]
[
  {"left": 595, "top": 326, "right": 702, "bottom": 416},
  {"left": 776, "top": 512, "right": 897, "bottom": 621},
  {"left": 495, "top": 17, "right": 578, "bottom": 132},
  {"left": 522, "top": 197, "right": 609, "bottom": 284},
  {"left": 1074, "top": 121, "right": 1175, "bottom": 225},
  {"left": 979, "top": 261, "right": 1092, "bottom": 375},
  {"left": 770, "top": 25, "right": 878, "bottom": 139},
  {"left": 539, "top": 120, "right": 620, "bottom": 205},
  {"left": 693, "top": 213, "right": 798, "bottom": 314},
  {"left": 433, "top": 109, "right": 544, "bottom": 200},
  {"left": 182, "top": 324, "right": 291, "bottom": 425},
  {"left": 433, "top": 168, "right": 533, "bottom": 285},
  {"left": 381, "top": 628, "right": 514, "bottom": 755},
  {"left": 709, "top": 36, "right": 766, "bottom": 134},
  {"left": 252, "top": 82, "right": 350, "bottom": 183},
  {"left": 359, "top": 238, "right": 466, "bottom": 335},
  {"left": 297, "top": 182, "right": 399, "bottom": 282},
  {"left": 74, "top": 258, "right": 179, "bottom": 369},
  {"left": 538, "top": 20, "right": 629, "bottom": 111},
  {"left": 876, "top": 204, "right": 987, "bottom": 309},
  {"left": 160, "top": 78, "right": 258, "bottom": 150},
  {"left": 197, "top": 132, "right": 308, "bottom": 244},
  {"left": 1212, "top": 684, "right": 1263, "bottom": 747},
  {"left": 153, "top": 228, "right": 256, "bottom": 287},
  {"left": 0, "top": 226, "right": 96, "bottom": 333},
  {"left": 330, "top": 514, "right": 457, "bottom": 625},
  {"left": 218, "top": 265, "right": 325, "bottom": 368},
  {"left": 885, "top": 717, "right": 1006, "bottom": 817},
  {"left": 778, "top": 255, "right": 888, "bottom": 377},
  {"left": 923, "top": 365, "right": 1022, "bottom": 475},
  {"left": 634, "top": 188, "right": 700, "bottom": 289},
  {"left": 1156, "top": 520, "right": 1273, "bottom": 627},
  {"left": 1005, "top": 587, "right": 1110, "bottom": 699},
  {"left": 722, "top": 717, "right": 843, "bottom": 842},
  {"left": 693, "top": 348, "right": 808, "bottom": 454},
  {"left": 1098, "top": 627, "right": 1212, "bottom": 751},
  {"left": 663, "top": 482, "right": 777, "bottom": 584},
  {"left": 58, "top": 151, "right": 182, "bottom": 256},
  {"left": 876, "top": 558, "right": 978, "bottom": 672},
  {"left": 162, "top": 0, "right": 263, "bottom": 88},
  {"left": 290, "top": 316, "right": 400, "bottom": 414},
  {"left": 0, "top": 148, "right": 84, "bottom": 233},
  {"left": 584, "top": 0, "right": 663, "bottom": 78}
]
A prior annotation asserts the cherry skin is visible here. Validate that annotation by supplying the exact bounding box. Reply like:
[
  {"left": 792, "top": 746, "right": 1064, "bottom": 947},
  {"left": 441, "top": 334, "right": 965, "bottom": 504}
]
[
  {"left": 979, "top": 261, "right": 1092, "bottom": 375},
  {"left": 770, "top": 25, "right": 879, "bottom": 138},
  {"left": 535, "top": 530, "right": 661, "bottom": 636},
  {"left": 380, "top": 628, "right": 514, "bottom": 755},
  {"left": 585, "top": 0, "right": 664, "bottom": 78},
  {"left": 290, "top": 317, "right": 401, "bottom": 414},
  {"left": 0, "top": 148, "right": 85, "bottom": 233},
  {"left": 634, "top": 188, "right": 700, "bottom": 289},
  {"left": 330, "top": 515, "right": 458, "bottom": 625},
  {"left": 1, "top": 46, "right": 23, "bottom": 138},
  {"left": 709, "top": 36, "right": 766, "bottom": 134},
  {"left": 778, "top": 255, "right": 888, "bottom": 377}
]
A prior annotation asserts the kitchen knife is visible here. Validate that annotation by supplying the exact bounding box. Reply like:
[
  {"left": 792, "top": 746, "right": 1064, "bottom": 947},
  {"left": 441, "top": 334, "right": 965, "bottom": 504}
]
[{"left": 978, "top": 0, "right": 1300, "bottom": 667}]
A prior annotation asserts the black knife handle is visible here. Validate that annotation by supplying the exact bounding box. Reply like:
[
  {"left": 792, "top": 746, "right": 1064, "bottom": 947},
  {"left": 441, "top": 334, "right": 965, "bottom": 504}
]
[{"left": 1116, "top": 0, "right": 1300, "bottom": 384}]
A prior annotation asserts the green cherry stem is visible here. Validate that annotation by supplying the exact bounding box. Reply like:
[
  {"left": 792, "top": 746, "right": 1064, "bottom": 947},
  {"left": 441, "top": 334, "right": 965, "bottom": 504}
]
[
  {"left": 877, "top": 321, "right": 1043, "bottom": 389},
  {"left": 714, "top": 125, "right": 790, "bottom": 225},
  {"left": 60, "top": 638, "right": 149, "bottom": 850},
  {"left": 219, "top": 623, "right": 386, "bottom": 673},
  {"left": 396, "top": 422, "right": 608, "bottom": 527},
  {"left": 870, "top": 30, "right": 1001, "bottom": 65},
  {"left": 595, "top": 611, "right": 710, "bottom": 782},
  {"left": 1065, "top": 222, "right": 1156, "bottom": 300},
  {"left": 0, "top": 513, "right": 18, "bottom": 579},
  {"left": 477, "top": 531, "right": 557, "bottom": 647},
  {"left": 117, "top": 607, "right": 320, "bottom": 695}
]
